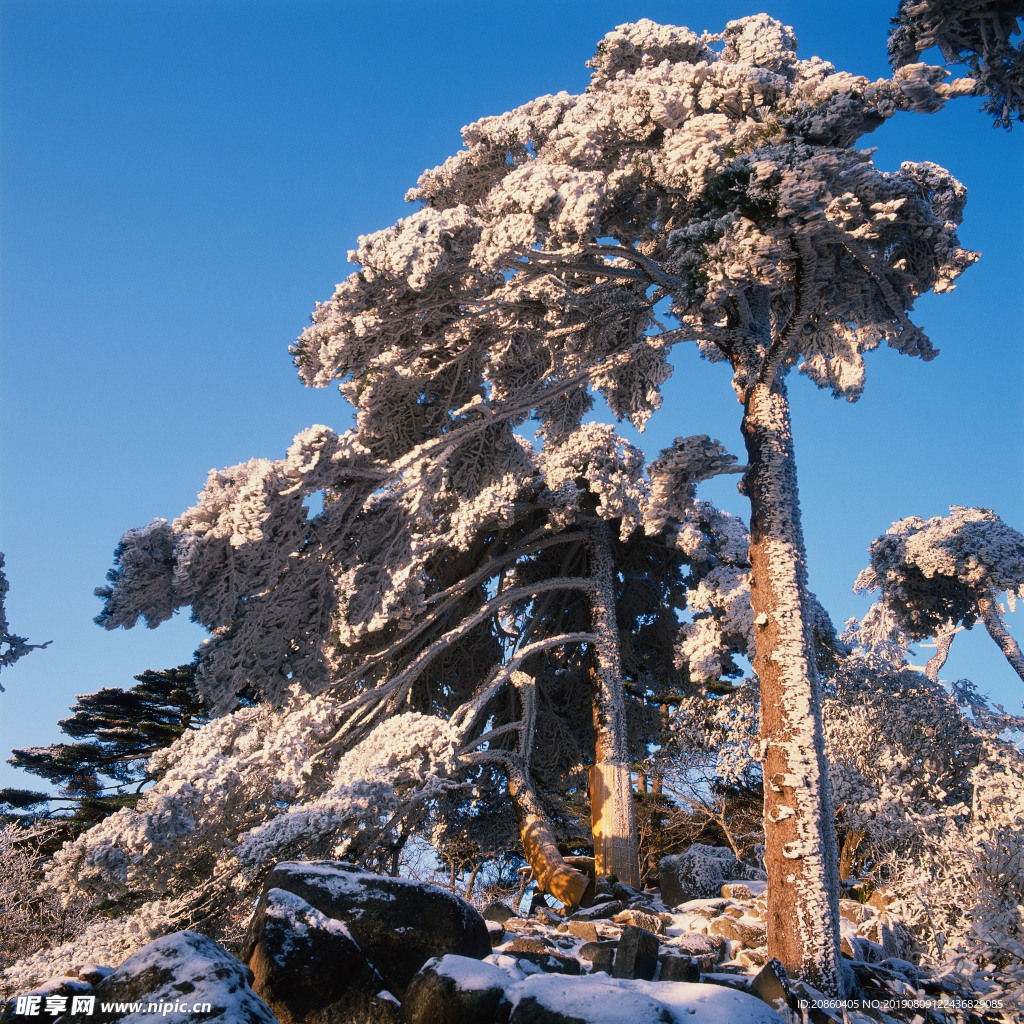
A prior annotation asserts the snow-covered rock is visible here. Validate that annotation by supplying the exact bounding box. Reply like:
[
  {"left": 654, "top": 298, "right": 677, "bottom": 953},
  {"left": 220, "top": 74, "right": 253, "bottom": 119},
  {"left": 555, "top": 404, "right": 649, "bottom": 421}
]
[{"left": 658, "top": 845, "right": 765, "bottom": 908}]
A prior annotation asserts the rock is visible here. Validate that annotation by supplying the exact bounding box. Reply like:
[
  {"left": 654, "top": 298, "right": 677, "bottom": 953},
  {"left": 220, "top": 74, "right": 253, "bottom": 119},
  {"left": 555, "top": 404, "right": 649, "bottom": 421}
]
[
  {"left": 658, "top": 845, "right": 765, "bottom": 908},
  {"left": 668, "top": 932, "right": 726, "bottom": 970},
  {"left": 736, "top": 949, "right": 770, "bottom": 969},
  {"left": 245, "top": 887, "right": 398, "bottom": 1024},
  {"left": 657, "top": 952, "right": 700, "bottom": 982},
  {"left": 401, "top": 955, "right": 507, "bottom": 1024},
  {"left": 612, "top": 925, "right": 659, "bottom": 981},
  {"left": 249, "top": 861, "right": 490, "bottom": 999},
  {"left": 750, "top": 958, "right": 793, "bottom": 1015},
  {"left": 611, "top": 882, "right": 645, "bottom": 903},
  {"left": 487, "top": 921, "right": 507, "bottom": 947},
  {"left": 507, "top": 937, "right": 554, "bottom": 955},
  {"left": 611, "top": 909, "right": 665, "bottom": 935},
  {"left": 709, "top": 914, "right": 767, "bottom": 949},
  {"left": 505, "top": 976, "right": 674, "bottom": 1024},
  {"left": 482, "top": 901, "right": 517, "bottom": 924},
  {"left": 57, "top": 931, "right": 278, "bottom": 1024},
  {"left": 567, "top": 920, "right": 599, "bottom": 942},
  {"left": 2, "top": 977, "right": 94, "bottom": 1024},
  {"left": 569, "top": 900, "right": 623, "bottom": 922},
  {"left": 857, "top": 914, "right": 916, "bottom": 961},
  {"left": 579, "top": 941, "right": 619, "bottom": 962},
  {"left": 838, "top": 898, "right": 870, "bottom": 925},
  {"left": 506, "top": 952, "right": 581, "bottom": 976}
]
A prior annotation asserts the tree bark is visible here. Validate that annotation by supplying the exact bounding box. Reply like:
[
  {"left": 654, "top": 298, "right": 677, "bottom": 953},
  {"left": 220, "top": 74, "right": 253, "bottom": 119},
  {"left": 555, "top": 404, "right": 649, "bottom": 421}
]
[
  {"left": 741, "top": 375, "right": 843, "bottom": 996},
  {"left": 979, "top": 591, "right": 1024, "bottom": 685},
  {"left": 503, "top": 755, "right": 593, "bottom": 907},
  {"left": 924, "top": 625, "right": 957, "bottom": 682},
  {"left": 588, "top": 520, "right": 641, "bottom": 886}
]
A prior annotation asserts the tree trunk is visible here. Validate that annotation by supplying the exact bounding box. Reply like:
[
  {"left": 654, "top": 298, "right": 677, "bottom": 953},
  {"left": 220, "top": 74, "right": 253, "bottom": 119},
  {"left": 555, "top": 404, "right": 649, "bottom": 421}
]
[
  {"left": 588, "top": 520, "right": 641, "bottom": 886},
  {"left": 504, "top": 755, "right": 593, "bottom": 907},
  {"left": 924, "top": 625, "right": 957, "bottom": 682},
  {"left": 741, "top": 375, "right": 843, "bottom": 996},
  {"left": 979, "top": 591, "right": 1024, "bottom": 685}
]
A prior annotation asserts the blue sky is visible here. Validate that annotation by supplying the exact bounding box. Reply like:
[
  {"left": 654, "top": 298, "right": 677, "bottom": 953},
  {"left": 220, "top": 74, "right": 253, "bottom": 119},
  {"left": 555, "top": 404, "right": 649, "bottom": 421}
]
[{"left": 1, "top": 0, "right": 1021, "bottom": 792}]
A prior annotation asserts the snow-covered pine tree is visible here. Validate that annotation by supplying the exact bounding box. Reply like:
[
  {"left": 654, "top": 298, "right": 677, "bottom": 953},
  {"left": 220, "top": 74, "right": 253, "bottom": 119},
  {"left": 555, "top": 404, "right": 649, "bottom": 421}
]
[
  {"left": 88, "top": 412, "right": 744, "bottom": 931},
  {"left": 855, "top": 506, "right": 1024, "bottom": 686},
  {"left": 288, "top": 15, "right": 977, "bottom": 992}
]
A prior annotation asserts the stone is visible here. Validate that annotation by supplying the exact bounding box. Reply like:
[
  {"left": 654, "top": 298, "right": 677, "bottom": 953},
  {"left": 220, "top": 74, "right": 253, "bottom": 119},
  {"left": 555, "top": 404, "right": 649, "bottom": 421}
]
[
  {"left": 482, "top": 901, "right": 517, "bottom": 924},
  {"left": 612, "top": 925, "right": 659, "bottom": 981},
  {"left": 611, "top": 909, "right": 665, "bottom": 935},
  {"left": 856, "top": 914, "right": 916, "bottom": 961},
  {"left": 657, "top": 952, "right": 700, "bottom": 982},
  {"left": 59, "top": 931, "right": 278, "bottom": 1024},
  {"left": 507, "top": 937, "right": 554, "bottom": 955},
  {"left": 249, "top": 861, "right": 491, "bottom": 999},
  {"left": 658, "top": 845, "right": 765, "bottom": 908},
  {"left": 567, "top": 920, "right": 599, "bottom": 942},
  {"left": 505, "top": 976, "right": 674, "bottom": 1024},
  {"left": 669, "top": 931, "right": 727, "bottom": 968},
  {"left": 709, "top": 914, "right": 767, "bottom": 949},
  {"left": 838, "top": 898, "right": 870, "bottom": 925},
  {"left": 611, "top": 882, "right": 645, "bottom": 903},
  {"left": 487, "top": 921, "right": 507, "bottom": 947},
  {"left": 244, "top": 886, "right": 397, "bottom": 1024},
  {"left": 750, "top": 957, "right": 793, "bottom": 1015},
  {"left": 506, "top": 952, "right": 581, "bottom": 976},
  {"left": 578, "top": 941, "right": 619, "bottom": 962},
  {"left": 569, "top": 900, "right": 623, "bottom": 922},
  {"left": 737, "top": 949, "right": 770, "bottom": 969},
  {"left": 401, "top": 955, "right": 507, "bottom": 1024}
]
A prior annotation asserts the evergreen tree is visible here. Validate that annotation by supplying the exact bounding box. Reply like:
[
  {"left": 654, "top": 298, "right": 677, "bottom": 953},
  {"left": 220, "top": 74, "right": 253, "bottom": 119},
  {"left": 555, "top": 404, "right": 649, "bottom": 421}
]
[{"left": 1, "top": 665, "right": 206, "bottom": 833}]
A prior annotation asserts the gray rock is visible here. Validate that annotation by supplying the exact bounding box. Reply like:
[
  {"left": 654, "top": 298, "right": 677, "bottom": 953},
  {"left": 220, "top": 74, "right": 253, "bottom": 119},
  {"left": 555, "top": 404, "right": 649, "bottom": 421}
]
[
  {"left": 569, "top": 900, "right": 623, "bottom": 922},
  {"left": 248, "top": 861, "right": 490, "bottom": 999},
  {"left": 59, "top": 931, "right": 278, "bottom": 1024},
  {"left": 482, "top": 901, "right": 517, "bottom": 924},
  {"left": 657, "top": 952, "right": 700, "bottom": 983},
  {"left": 612, "top": 925, "right": 659, "bottom": 981},
  {"left": 658, "top": 845, "right": 765, "bottom": 908},
  {"left": 244, "top": 887, "right": 397, "bottom": 1024},
  {"left": 401, "top": 955, "right": 507, "bottom": 1024},
  {"left": 750, "top": 958, "right": 792, "bottom": 1015}
]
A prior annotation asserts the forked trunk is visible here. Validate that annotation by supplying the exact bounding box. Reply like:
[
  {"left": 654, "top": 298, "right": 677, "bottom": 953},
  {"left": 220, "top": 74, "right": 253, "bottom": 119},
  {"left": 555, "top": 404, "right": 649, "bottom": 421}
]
[
  {"left": 588, "top": 520, "right": 640, "bottom": 886},
  {"left": 742, "top": 376, "right": 843, "bottom": 996}
]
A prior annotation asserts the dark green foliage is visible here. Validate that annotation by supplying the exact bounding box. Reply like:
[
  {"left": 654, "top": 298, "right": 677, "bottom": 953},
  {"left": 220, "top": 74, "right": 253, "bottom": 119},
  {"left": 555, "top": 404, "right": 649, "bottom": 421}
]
[{"left": 1, "top": 664, "right": 207, "bottom": 832}]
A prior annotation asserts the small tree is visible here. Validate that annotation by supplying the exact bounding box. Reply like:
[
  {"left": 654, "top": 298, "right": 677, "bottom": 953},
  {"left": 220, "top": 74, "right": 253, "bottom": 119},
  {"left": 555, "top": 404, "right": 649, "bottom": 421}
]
[
  {"left": 855, "top": 506, "right": 1024, "bottom": 686},
  {"left": 1, "top": 665, "right": 208, "bottom": 832}
]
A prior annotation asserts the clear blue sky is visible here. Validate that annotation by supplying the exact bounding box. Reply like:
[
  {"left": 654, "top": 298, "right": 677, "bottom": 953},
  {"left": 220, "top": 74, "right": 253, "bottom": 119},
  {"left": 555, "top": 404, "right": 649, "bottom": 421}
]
[{"left": 2, "top": 0, "right": 1022, "bottom": 793}]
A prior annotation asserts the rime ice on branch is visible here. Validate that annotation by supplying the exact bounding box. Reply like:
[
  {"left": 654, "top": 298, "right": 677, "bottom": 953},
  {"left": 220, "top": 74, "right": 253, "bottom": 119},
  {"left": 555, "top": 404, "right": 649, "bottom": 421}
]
[{"left": 856, "top": 506, "right": 1024, "bottom": 688}]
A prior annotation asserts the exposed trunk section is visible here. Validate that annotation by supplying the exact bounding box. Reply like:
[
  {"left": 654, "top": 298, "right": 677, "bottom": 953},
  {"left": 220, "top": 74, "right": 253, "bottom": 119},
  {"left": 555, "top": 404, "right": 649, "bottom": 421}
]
[
  {"left": 504, "top": 755, "right": 593, "bottom": 907},
  {"left": 979, "top": 591, "right": 1024, "bottom": 685},
  {"left": 741, "top": 376, "right": 843, "bottom": 996},
  {"left": 588, "top": 520, "right": 640, "bottom": 886},
  {"left": 925, "top": 626, "right": 957, "bottom": 682}
]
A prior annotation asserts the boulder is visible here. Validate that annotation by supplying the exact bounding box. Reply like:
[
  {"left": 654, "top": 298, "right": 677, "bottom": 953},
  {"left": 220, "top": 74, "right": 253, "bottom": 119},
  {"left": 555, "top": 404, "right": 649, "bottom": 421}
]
[
  {"left": 247, "top": 861, "right": 490, "bottom": 999},
  {"left": 612, "top": 926, "right": 659, "bottom": 981},
  {"left": 482, "top": 901, "right": 517, "bottom": 924},
  {"left": 658, "top": 845, "right": 765, "bottom": 908},
  {"left": 657, "top": 952, "right": 699, "bottom": 983},
  {"left": 611, "top": 908, "right": 665, "bottom": 935},
  {"left": 569, "top": 900, "right": 623, "bottom": 922},
  {"left": 58, "top": 931, "right": 278, "bottom": 1024},
  {"left": 244, "top": 886, "right": 398, "bottom": 1024},
  {"left": 401, "top": 955, "right": 507, "bottom": 1024},
  {"left": 505, "top": 976, "right": 674, "bottom": 1024}
]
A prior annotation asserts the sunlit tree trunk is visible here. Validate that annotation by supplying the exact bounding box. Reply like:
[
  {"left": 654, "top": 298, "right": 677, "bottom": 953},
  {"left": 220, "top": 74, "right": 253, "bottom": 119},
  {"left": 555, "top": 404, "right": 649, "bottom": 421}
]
[
  {"left": 924, "top": 626, "right": 957, "bottom": 682},
  {"left": 588, "top": 520, "right": 640, "bottom": 886},
  {"left": 741, "top": 374, "right": 843, "bottom": 996}
]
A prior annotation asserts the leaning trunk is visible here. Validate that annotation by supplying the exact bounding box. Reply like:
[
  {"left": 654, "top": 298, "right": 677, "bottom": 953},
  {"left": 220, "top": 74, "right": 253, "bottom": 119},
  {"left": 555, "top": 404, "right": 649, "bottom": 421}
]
[
  {"left": 504, "top": 755, "right": 593, "bottom": 907},
  {"left": 742, "top": 375, "right": 843, "bottom": 996},
  {"left": 979, "top": 591, "right": 1024, "bottom": 685},
  {"left": 588, "top": 520, "right": 640, "bottom": 886}
]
